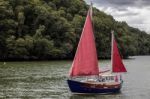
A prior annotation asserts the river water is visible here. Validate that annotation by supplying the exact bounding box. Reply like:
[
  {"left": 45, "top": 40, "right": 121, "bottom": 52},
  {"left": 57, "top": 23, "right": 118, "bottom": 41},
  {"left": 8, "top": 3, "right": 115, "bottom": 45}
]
[{"left": 0, "top": 56, "right": 150, "bottom": 99}]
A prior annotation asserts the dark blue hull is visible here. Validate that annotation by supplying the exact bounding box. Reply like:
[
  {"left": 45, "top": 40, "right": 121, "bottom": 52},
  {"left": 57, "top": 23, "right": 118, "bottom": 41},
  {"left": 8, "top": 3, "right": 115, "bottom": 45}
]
[{"left": 67, "top": 80, "right": 121, "bottom": 94}]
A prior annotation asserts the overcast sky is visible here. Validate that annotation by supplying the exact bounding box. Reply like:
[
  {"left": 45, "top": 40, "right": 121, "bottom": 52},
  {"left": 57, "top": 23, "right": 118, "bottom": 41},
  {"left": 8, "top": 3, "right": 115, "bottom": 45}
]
[{"left": 85, "top": 0, "right": 150, "bottom": 33}]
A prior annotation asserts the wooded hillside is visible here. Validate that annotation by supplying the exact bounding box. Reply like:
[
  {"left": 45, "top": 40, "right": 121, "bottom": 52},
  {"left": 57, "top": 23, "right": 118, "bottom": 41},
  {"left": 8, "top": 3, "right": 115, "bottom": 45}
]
[{"left": 0, "top": 0, "right": 150, "bottom": 60}]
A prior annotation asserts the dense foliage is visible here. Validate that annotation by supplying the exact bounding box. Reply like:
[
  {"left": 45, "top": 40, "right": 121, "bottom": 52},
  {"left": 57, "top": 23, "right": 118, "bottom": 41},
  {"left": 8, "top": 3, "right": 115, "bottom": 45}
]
[{"left": 0, "top": 0, "right": 150, "bottom": 60}]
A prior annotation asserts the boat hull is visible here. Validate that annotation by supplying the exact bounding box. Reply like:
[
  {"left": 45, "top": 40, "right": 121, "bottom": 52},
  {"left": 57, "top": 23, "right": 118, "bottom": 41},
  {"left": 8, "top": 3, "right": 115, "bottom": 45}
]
[{"left": 67, "top": 80, "right": 122, "bottom": 94}]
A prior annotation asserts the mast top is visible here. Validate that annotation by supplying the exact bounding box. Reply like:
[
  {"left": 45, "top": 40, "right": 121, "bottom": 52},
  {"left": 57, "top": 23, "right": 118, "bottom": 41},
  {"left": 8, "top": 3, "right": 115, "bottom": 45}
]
[
  {"left": 90, "top": 1, "right": 93, "bottom": 6},
  {"left": 111, "top": 30, "right": 114, "bottom": 34}
]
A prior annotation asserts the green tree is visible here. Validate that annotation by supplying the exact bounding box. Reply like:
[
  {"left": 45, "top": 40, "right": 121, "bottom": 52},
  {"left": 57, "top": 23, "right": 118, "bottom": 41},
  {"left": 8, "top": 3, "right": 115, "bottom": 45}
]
[{"left": 0, "top": 0, "right": 150, "bottom": 60}]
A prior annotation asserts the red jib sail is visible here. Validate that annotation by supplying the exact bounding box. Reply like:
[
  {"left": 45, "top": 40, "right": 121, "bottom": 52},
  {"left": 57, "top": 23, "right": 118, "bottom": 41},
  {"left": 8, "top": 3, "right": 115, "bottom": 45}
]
[
  {"left": 69, "top": 9, "right": 99, "bottom": 77},
  {"left": 112, "top": 32, "right": 127, "bottom": 72}
]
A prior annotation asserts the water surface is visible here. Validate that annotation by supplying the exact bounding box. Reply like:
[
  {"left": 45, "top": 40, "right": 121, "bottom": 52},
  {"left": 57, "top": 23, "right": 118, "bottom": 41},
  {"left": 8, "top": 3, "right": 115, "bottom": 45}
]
[{"left": 0, "top": 56, "right": 150, "bottom": 98}]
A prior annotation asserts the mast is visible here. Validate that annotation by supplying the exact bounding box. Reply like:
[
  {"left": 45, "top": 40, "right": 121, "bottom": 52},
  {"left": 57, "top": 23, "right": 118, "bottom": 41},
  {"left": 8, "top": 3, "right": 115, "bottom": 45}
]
[
  {"left": 111, "top": 30, "right": 114, "bottom": 72},
  {"left": 90, "top": 2, "right": 93, "bottom": 19}
]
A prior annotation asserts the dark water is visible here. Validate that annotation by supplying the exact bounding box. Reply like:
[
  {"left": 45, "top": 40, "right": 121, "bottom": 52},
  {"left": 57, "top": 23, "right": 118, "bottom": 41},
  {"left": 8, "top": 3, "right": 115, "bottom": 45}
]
[{"left": 0, "top": 56, "right": 150, "bottom": 98}]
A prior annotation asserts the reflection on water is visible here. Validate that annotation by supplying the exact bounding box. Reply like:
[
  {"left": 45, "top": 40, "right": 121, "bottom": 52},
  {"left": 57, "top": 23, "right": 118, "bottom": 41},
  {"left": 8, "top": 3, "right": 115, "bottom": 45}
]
[
  {"left": 0, "top": 56, "right": 150, "bottom": 98},
  {"left": 69, "top": 93, "right": 123, "bottom": 99}
]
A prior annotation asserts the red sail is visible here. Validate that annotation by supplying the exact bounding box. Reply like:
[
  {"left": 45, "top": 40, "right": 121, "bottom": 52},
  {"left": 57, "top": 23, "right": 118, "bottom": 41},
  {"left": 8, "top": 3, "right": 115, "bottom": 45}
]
[
  {"left": 112, "top": 32, "right": 127, "bottom": 72},
  {"left": 69, "top": 9, "right": 99, "bottom": 77}
]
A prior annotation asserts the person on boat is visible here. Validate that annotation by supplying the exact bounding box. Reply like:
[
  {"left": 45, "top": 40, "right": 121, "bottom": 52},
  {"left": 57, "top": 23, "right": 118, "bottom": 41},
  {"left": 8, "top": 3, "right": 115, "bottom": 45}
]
[{"left": 115, "top": 75, "right": 118, "bottom": 82}]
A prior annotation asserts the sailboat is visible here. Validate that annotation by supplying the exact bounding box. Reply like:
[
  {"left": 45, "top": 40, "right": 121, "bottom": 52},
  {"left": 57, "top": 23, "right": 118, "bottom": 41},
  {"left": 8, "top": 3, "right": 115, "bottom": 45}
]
[{"left": 67, "top": 5, "right": 127, "bottom": 94}]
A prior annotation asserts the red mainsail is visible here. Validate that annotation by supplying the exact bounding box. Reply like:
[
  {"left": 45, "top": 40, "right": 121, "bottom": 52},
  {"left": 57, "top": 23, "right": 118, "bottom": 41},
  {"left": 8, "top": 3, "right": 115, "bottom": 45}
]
[
  {"left": 112, "top": 32, "right": 127, "bottom": 72},
  {"left": 69, "top": 9, "right": 99, "bottom": 77}
]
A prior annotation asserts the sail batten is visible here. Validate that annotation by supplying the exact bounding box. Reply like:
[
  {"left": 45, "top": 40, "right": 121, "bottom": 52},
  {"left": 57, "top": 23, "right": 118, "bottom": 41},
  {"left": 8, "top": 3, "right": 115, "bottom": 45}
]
[
  {"left": 112, "top": 32, "right": 127, "bottom": 73},
  {"left": 69, "top": 8, "right": 99, "bottom": 77}
]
